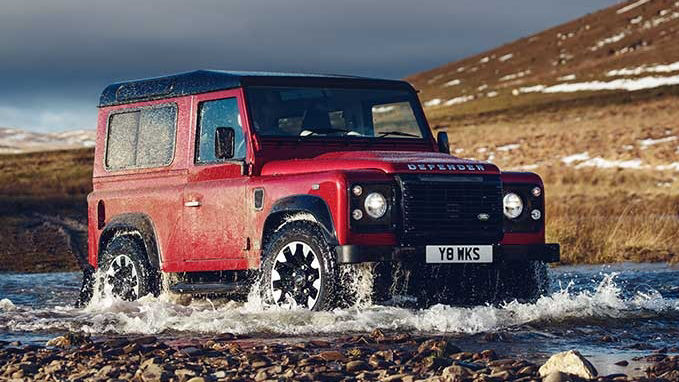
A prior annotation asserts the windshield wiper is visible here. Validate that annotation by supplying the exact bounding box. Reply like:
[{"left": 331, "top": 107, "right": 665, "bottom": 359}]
[
  {"left": 377, "top": 131, "right": 420, "bottom": 138},
  {"left": 301, "top": 128, "right": 350, "bottom": 136}
]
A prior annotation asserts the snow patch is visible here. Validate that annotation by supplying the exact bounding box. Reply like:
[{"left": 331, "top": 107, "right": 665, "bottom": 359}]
[
  {"left": 617, "top": 0, "right": 651, "bottom": 14},
  {"left": 479, "top": 56, "right": 490, "bottom": 64},
  {"left": 518, "top": 75, "right": 679, "bottom": 94},
  {"left": 638, "top": 136, "right": 677, "bottom": 148},
  {"left": 514, "top": 85, "right": 546, "bottom": 95},
  {"left": 591, "top": 32, "right": 626, "bottom": 51},
  {"left": 575, "top": 158, "right": 644, "bottom": 170},
  {"left": 499, "top": 53, "right": 514, "bottom": 62},
  {"left": 443, "top": 79, "right": 461, "bottom": 87},
  {"left": 607, "top": 61, "right": 679, "bottom": 76},
  {"left": 562, "top": 152, "right": 591, "bottom": 164},
  {"left": 497, "top": 143, "right": 520, "bottom": 152},
  {"left": 558, "top": 74, "right": 577, "bottom": 81},
  {"left": 424, "top": 99, "right": 443, "bottom": 107},
  {"left": 477, "top": 84, "right": 488, "bottom": 91},
  {"left": 630, "top": 15, "right": 643, "bottom": 24},
  {"left": 444, "top": 95, "right": 474, "bottom": 106},
  {"left": 500, "top": 70, "right": 531, "bottom": 82},
  {"left": 486, "top": 91, "right": 499, "bottom": 98},
  {"left": 655, "top": 163, "right": 679, "bottom": 171}
]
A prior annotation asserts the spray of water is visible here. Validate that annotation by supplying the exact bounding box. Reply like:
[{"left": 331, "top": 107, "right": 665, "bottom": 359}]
[{"left": 0, "top": 270, "right": 677, "bottom": 337}]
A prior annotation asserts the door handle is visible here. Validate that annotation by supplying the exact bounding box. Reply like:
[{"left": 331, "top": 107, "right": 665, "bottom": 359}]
[{"left": 184, "top": 201, "right": 201, "bottom": 208}]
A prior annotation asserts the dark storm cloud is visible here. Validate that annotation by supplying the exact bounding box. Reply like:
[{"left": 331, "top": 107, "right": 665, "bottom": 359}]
[{"left": 0, "top": 0, "right": 620, "bottom": 132}]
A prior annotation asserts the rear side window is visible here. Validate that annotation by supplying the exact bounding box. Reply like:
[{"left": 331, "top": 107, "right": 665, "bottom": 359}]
[{"left": 105, "top": 105, "right": 177, "bottom": 170}]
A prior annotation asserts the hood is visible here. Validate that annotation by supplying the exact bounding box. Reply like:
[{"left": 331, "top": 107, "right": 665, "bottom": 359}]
[{"left": 260, "top": 151, "right": 500, "bottom": 176}]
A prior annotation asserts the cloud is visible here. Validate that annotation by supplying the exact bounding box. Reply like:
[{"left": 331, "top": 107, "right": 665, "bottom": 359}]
[{"left": 0, "top": 0, "right": 619, "bottom": 132}]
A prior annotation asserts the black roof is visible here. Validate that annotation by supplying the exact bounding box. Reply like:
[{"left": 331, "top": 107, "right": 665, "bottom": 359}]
[{"left": 99, "top": 70, "right": 412, "bottom": 107}]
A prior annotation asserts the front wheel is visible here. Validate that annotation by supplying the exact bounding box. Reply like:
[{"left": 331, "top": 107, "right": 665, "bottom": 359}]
[
  {"left": 98, "top": 235, "right": 158, "bottom": 301},
  {"left": 259, "top": 221, "right": 340, "bottom": 310}
]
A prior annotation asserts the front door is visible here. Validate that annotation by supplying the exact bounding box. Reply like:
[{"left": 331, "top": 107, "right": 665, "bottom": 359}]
[{"left": 183, "top": 90, "right": 250, "bottom": 266}]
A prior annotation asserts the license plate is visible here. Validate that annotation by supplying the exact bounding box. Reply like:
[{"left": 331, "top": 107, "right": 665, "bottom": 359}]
[{"left": 425, "top": 245, "right": 493, "bottom": 263}]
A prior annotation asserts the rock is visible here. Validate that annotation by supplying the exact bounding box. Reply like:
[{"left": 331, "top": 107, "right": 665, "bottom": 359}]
[
  {"left": 370, "top": 328, "right": 386, "bottom": 341},
  {"left": 658, "top": 370, "right": 679, "bottom": 380},
  {"left": 480, "top": 349, "right": 497, "bottom": 360},
  {"left": 104, "top": 338, "right": 129, "bottom": 348},
  {"left": 489, "top": 370, "right": 514, "bottom": 380},
  {"left": 123, "top": 343, "right": 141, "bottom": 354},
  {"left": 517, "top": 365, "right": 538, "bottom": 376},
  {"left": 46, "top": 336, "right": 70, "bottom": 348},
  {"left": 314, "top": 371, "right": 344, "bottom": 381},
  {"left": 43, "top": 360, "right": 64, "bottom": 374},
  {"left": 538, "top": 350, "right": 598, "bottom": 379},
  {"left": 179, "top": 346, "right": 204, "bottom": 357},
  {"left": 417, "top": 339, "right": 461, "bottom": 358},
  {"left": 254, "top": 369, "right": 268, "bottom": 381},
  {"left": 345, "top": 360, "right": 369, "bottom": 373},
  {"left": 132, "top": 336, "right": 157, "bottom": 345},
  {"left": 442, "top": 364, "right": 473, "bottom": 378},
  {"left": 186, "top": 378, "right": 206, "bottom": 382},
  {"left": 175, "top": 368, "right": 197, "bottom": 378},
  {"left": 96, "top": 365, "right": 113, "bottom": 377},
  {"left": 382, "top": 373, "right": 411, "bottom": 382},
  {"left": 213, "top": 370, "right": 227, "bottom": 378},
  {"left": 140, "top": 363, "right": 164, "bottom": 382},
  {"left": 542, "top": 371, "right": 572, "bottom": 382},
  {"left": 452, "top": 361, "right": 484, "bottom": 371},
  {"left": 319, "top": 351, "right": 346, "bottom": 362}
]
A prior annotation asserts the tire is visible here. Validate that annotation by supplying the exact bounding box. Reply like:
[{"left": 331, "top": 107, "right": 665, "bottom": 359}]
[
  {"left": 259, "top": 220, "right": 340, "bottom": 311},
  {"left": 98, "top": 235, "right": 159, "bottom": 301}
]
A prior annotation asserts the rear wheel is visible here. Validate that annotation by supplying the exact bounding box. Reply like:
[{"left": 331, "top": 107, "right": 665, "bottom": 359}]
[
  {"left": 259, "top": 221, "right": 340, "bottom": 310},
  {"left": 98, "top": 235, "right": 158, "bottom": 301}
]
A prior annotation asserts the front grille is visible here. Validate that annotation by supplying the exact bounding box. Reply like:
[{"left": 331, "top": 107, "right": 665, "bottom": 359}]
[{"left": 397, "top": 174, "right": 503, "bottom": 245}]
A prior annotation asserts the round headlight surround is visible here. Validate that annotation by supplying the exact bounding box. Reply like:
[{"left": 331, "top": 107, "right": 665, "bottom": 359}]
[
  {"left": 503, "top": 192, "right": 524, "bottom": 219},
  {"left": 364, "top": 192, "right": 388, "bottom": 219}
]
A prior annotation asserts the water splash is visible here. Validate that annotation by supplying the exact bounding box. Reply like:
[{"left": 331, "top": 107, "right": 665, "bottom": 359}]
[{"left": 0, "top": 270, "right": 676, "bottom": 338}]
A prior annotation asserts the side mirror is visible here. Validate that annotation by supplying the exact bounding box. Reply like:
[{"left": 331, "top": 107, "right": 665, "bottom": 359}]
[
  {"left": 437, "top": 131, "right": 450, "bottom": 154},
  {"left": 215, "top": 127, "right": 235, "bottom": 159}
]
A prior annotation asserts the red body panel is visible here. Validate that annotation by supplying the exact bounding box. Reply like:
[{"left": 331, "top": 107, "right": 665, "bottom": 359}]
[{"left": 88, "top": 85, "right": 547, "bottom": 273}]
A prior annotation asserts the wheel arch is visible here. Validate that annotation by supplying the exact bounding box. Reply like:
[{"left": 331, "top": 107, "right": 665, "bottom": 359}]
[
  {"left": 98, "top": 213, "right": 161, "bottom": 269},
  {"left": 261, "top": 195, "right": 338, "bottom": 250}
]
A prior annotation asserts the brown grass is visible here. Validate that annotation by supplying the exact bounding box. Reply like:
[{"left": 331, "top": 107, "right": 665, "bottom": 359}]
[
  {"left": 0, "top": 148, "right": 92, "bottom": 197},
  {"left": 433, "top": 95, "right": 679, "bottom": 264}
]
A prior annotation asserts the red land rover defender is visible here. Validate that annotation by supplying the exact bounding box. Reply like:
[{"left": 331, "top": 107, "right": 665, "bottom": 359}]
[{"left": 83, "top": 70, "right": 560, "bottom": 309}]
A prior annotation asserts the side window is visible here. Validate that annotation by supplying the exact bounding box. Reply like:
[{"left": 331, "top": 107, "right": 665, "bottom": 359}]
[
  {"left": 105, "top": 105, "right": 177, "bottom": 170},
  {"left": 196, "top": 98, "right": 245, "bottom": 163}
]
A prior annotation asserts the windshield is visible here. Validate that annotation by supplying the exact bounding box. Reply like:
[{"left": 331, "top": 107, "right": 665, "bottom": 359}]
[{"left": 246, "top": 86, "right": 427, "bottom": 139}]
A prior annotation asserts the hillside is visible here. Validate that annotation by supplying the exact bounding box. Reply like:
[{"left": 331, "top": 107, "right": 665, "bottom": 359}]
[
  {"left": 408, "top": 0, "right": 679, "bottom": 119},
  {"left": 0, "top": 149, "right": 92, "bottom": 272},
  {"left": 407, "top": 0, "right": 678, "bottom": 263}
]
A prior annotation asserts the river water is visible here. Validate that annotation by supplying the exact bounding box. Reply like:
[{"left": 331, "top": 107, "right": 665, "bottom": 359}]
[{"left": 0, "top": 263, "right": 677, "bottom": 375}]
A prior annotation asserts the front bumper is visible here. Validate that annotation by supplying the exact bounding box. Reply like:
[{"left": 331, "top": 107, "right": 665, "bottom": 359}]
[{"left": 336, "top": 243, "right": 560, "bottom": 264}]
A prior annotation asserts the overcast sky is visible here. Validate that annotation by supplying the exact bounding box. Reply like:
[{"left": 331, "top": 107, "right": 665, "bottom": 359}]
[{"left": 1, "top": 0, "right": 620, "bottom": 132}]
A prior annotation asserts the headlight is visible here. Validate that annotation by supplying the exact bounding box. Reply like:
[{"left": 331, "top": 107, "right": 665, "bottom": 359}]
[
  {"left": 364, "top": 192, "right": 387, "bottom": 219},
  {"left": 503, "top": 193, "right": 523, "bottom": 219}
]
